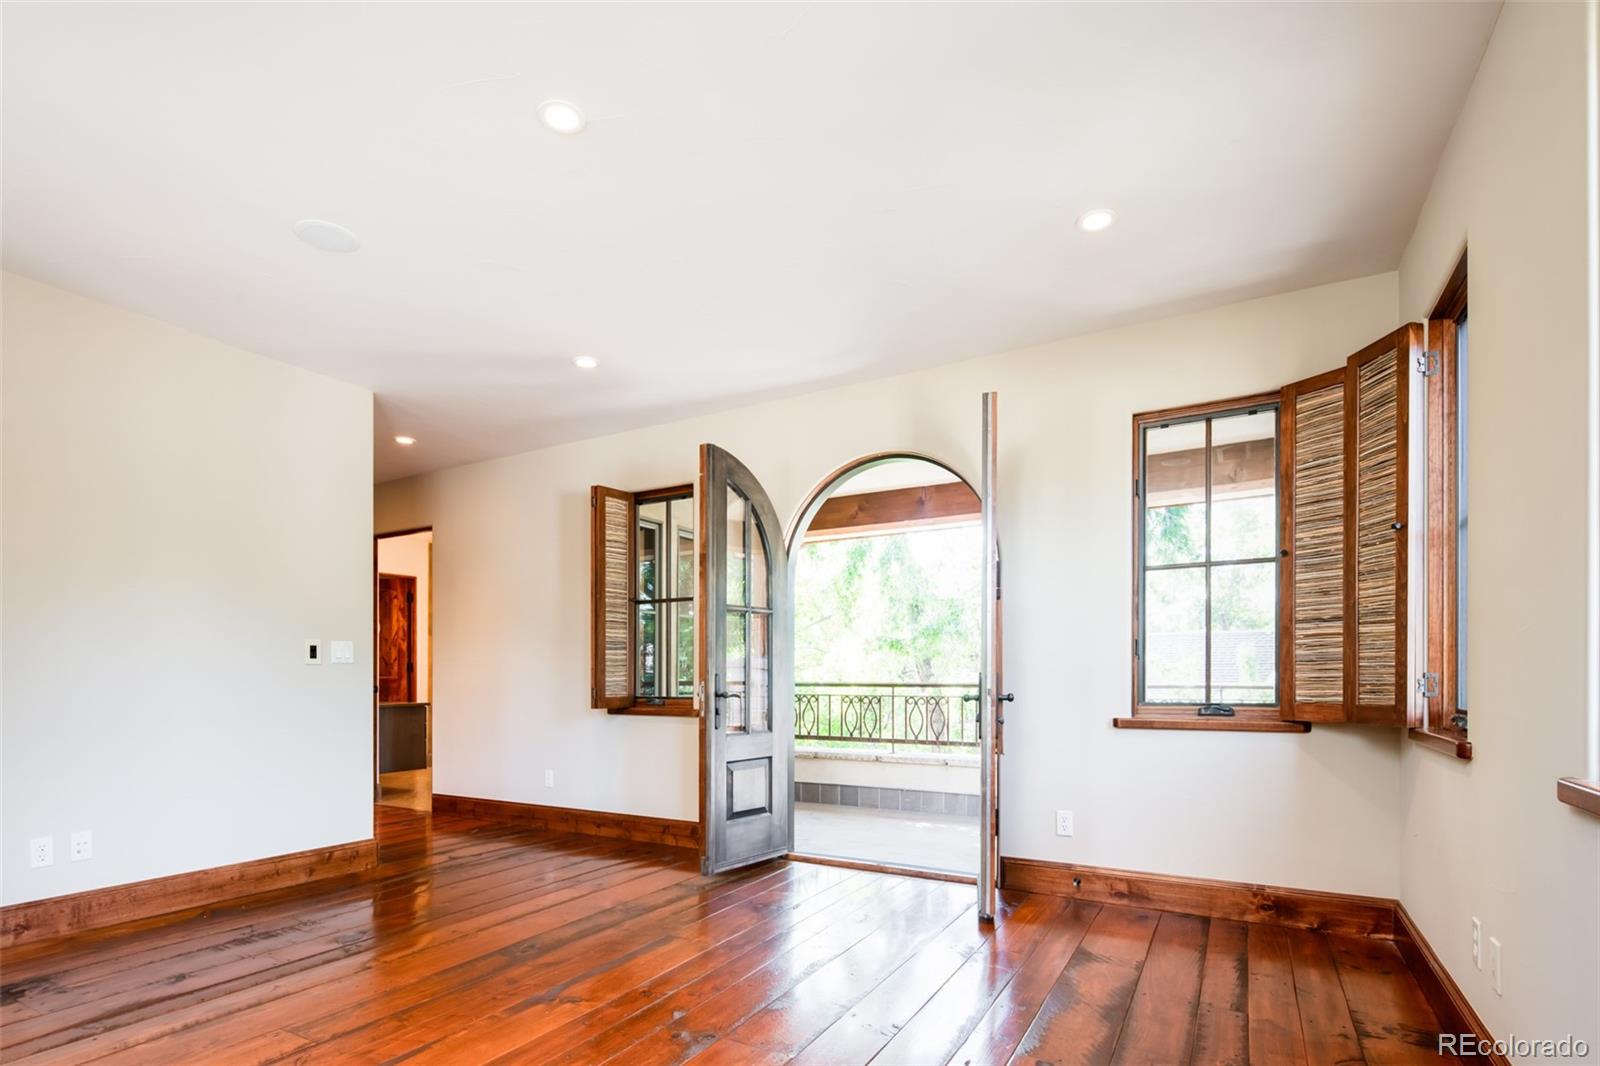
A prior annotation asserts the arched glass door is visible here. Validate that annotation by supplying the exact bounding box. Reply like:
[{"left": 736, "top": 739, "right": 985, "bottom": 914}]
[{"left": 699, "top": 444, "right": 793, "bottom": 873}]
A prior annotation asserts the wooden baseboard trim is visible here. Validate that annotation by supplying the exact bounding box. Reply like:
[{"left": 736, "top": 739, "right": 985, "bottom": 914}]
[
  {"left": 1393, "top": 902, "right": 1510, "bottom": 1066},
  {"left": 1000, "top": 856, "right": 1394, "bottom": 936},
  {"left": 787, "top": 852, "right": 976, "bottom": 885},
  {"left": 432, "top": 793, "right": 701, "bottom": 850},
  {"left": 1, "top": 838, "right": 377, "bottom": 948}
]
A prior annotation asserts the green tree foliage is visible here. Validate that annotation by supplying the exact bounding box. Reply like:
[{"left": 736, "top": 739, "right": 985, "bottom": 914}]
[{"left": 794, "top": 526, "right": 980, "bottom": 685}]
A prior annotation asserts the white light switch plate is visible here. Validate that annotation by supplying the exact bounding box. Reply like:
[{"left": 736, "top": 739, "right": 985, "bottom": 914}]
[
  {"left": 305, "top": 640, "right": 322, "bottom": 664},
  {"left": 330, "top": 640, "right": 354, "bottom": 664}
]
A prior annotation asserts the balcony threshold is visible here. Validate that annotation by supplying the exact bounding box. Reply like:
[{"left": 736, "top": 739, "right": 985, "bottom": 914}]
[{"left": 795, "top": 746, "right": 979, "bottom": 768}]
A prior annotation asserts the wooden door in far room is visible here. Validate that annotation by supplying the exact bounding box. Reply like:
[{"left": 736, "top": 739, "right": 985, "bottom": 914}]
[{"left": 379, "top": 573, "right": 416, "bottom": 702}]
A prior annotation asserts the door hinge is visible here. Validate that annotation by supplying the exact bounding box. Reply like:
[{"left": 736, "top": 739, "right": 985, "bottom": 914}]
[
  {"left": 1416, "top": 672, "right": 1440, "bottom": 699},
  {"left": 1133, "top": 477, "right": 1141, "bottom": 498},
  {"left": 1133, "top": 638, "right": 1140, "bottom": 659},
  {"left": 995, "top": 558, "right": 1002, "bottom": 600},
  {"left": 1415, "top": 350, "right": 1441, "bottom": 377}
]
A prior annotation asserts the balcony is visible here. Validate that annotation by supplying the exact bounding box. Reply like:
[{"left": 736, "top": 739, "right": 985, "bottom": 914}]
[
  {"left": 795, "top": 681, "right": 980, "bottom": 753},
  {"left": 792, "top": 682, "right": 978, "bottom": 875}
]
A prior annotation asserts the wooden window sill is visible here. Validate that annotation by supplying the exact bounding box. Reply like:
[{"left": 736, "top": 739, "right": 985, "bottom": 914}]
[
  {"left": 608, "top": 702, "right": 698, "bottom": 718},
  {"left": 1557, "top": 777, "right": 1600, "bottom": 817},
  {"left": 1408, "top": 727, "right": 1472, "bottom": 761},
  {"left": 1113, "top": 716, "right": 1310, "bottom": 734}
]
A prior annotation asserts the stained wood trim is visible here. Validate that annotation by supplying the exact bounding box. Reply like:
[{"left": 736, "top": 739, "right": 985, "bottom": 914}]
[
  {"left": 1393, "top": 901, "right": 1509, "bottom": 1066},
  {"left": 375, "top": 525, "right": 434, "bottom": 540},
  {"left": 1409, "top": 727, "right": 1473, "bottom": 761},
  {"left": 999, "top": 856, "right": 1393, "bottom": 936},
  {"left": 804, "top": 482, "right": 979, "bottom": 540},
  {"left": 608, "top": 700, "right": 697, "bottom": 717},
  {"left": 0, "top": 838, "right": 377, "bottom": 948},
  {"left": 786, "top": 852, "right": 977, "bottom": 885},
  {"left": 1430, "top": 248, "right": 1469, "bottom": 322},
  {"left": 1113, "top": 716, "right": 1310, "bottom": 733},
  {"left": 1556, "top": 777, "right": 1600, "bottom": 816},
  {"left": 431, "top": 793, "right": 701, "bottom": 850},
  {"left": 1421, "top": 317, "right": 1469, "bottom": 748}
]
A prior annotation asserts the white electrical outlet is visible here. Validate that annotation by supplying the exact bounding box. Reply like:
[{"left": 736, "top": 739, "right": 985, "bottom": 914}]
[
  {"left": 1489, "top": 936, "right": 1502, "bottom": 995},
  {"left": 70, "top": 831, "right": 93, "bottom": 862},
  {"left": 1471, "top": 917, "right": 1482, "bottom": 968},
  {"left": 544, "top": 769, "right": 555, "bottom": 788},
  {"left": 1055, "top": 810, "right": 1074, "bottom": 837},
  {"left": 29, "top": 836, "right": 53, "bottom": 868}
]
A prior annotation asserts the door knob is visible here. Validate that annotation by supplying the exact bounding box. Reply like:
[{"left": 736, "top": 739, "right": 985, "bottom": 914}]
[{"left": 998, "top": 693, "right": 1015, "bottom": 703}]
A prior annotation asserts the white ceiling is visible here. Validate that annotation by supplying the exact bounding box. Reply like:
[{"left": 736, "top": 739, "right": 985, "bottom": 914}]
[{"left": 1, "top": 2, "right": 1499, "bottom": 482}]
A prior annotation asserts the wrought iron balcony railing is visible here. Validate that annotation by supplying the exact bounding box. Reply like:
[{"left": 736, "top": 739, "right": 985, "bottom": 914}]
[{"left": 794, "top": 682, "right": 980, "bottom": 753}]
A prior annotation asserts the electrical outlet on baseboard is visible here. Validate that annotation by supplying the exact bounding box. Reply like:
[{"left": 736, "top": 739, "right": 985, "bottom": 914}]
[{"left": 1055, "top": 810, "right": 1074, "bottom": 837}]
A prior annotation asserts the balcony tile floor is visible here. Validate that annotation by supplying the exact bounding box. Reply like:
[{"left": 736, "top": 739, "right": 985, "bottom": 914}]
[{"left": 793, "top": 800, "right": 978, "bottom": 875}]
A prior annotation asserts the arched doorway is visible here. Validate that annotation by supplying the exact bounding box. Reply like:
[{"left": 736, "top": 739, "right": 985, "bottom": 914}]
[{"left": 784, "top": 453, "right": 983, "bottom": 877}]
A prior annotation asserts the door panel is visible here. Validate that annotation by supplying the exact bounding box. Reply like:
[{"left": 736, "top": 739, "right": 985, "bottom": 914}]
[
  {"left": 979, "top": 392, "right": 1003, "bottom": 920},
  {"left": 378, "top": 574, "right": 415, "bottom": 703},
  {"left": 699, "top": 445, "right": 793, "bottom": 874}
]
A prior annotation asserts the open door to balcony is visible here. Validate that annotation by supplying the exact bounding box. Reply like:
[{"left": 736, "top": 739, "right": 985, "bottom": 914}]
[{"left": 783, "top": 452, "right": 984, "bottom": 880}]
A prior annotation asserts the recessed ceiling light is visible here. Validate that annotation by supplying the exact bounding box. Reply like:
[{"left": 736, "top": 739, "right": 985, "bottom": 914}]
[
  {"left": 573, "top": 355, "right": 599, "bottom": 370},
  {"left": 1076, "top": 208, "right": 1117, "bottom": 233},
  {"left": 394, "top": 435, "right": 416, "bottom": 446},
  {"left": 292, "top": 219, "right": 361, "bottom": 253},
  {"left": 539, "top": 100, "right": 586, "bottom": 135}
]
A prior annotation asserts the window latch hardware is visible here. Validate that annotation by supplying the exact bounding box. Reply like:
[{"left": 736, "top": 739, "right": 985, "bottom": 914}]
[
  {"left": 1416, "top": 672, "right": 1440, "bottom": 699},
  {"left": 1197, "top": 704, "right": 1235, "bottom": 717},
  {"left": 1416, "top": 350, "right": 1441, "bottom": 377}
]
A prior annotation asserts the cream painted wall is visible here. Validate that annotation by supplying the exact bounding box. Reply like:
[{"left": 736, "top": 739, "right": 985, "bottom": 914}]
[
  {"left": 377, "top": 270, "right": 1406, "bottom": 896},
  {"left": 378, "top": 531, "right": 432, "bottom": 702},
  {"left": 1396, "top": 2, "right": 1600, "bottom": 1050},
  {"left": 1, "top": 273, "right": 374, "bottom": 906}
]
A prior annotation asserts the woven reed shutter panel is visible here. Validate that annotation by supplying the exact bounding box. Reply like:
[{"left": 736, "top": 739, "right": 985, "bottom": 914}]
[
  {"left": 590, "top": 486, "right": 635, "bottom": 710},
  {"left": 1281, "top": 368, "right": 1349, "bottom": 720},
  {"left": 1343, "top": 326, "right": 1414, "bottom": 726}
]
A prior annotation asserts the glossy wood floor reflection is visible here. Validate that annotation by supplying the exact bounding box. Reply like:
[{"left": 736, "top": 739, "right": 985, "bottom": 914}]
[{"left": 0, "top": 807, "right": 1454, "bottom": 1065}]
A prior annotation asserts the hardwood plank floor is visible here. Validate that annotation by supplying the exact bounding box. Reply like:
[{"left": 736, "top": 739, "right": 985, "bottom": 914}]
[{"left": 0, "top": 806, "right": 1456, "bottom": 1065}]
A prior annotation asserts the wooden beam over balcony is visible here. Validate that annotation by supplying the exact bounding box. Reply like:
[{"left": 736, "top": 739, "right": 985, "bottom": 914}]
[{"left": 804, "top": 482, "right": 980, "bottom": 541}]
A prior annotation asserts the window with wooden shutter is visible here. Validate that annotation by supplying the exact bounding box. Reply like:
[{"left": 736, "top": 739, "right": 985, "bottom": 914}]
[
  {"left": 591, "top": 486, "right": 635, "bottom": 710},
  {"left": 591, "top": 483, "right": 699, "bottom": 716},
  {"left": 1126, "top": 324, "right": 1422, "bottom": 733}
]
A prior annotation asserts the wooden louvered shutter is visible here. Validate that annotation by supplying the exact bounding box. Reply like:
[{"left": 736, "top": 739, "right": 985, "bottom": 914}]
[
  {"left": 590, "top": 485, "right": 635, "bottom": 710},
  {"left": 1343, "top": 326, "right": 1415, "bottom": 725},
  {"left": 1281, "top": 368, "right": 1349, "bottom": 721},
  {"left": 1281, "top": 327, "right": 1416, "bottom": 725}
]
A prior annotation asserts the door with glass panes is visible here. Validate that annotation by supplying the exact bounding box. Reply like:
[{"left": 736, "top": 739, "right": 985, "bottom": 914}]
[{"left": 698, "top": 444, "right": 792, "bottom": 874}]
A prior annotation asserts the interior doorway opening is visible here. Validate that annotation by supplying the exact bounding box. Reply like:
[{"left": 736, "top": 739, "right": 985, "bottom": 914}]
[
  {"left": 788, "top": 457, "right": 982, "bottom": 875},
  {"left": 376, "top": 528, "right": 432, "bottom": 813}
]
